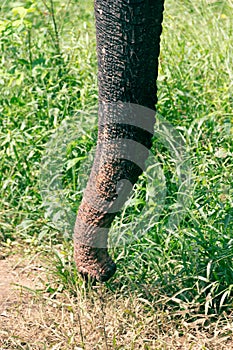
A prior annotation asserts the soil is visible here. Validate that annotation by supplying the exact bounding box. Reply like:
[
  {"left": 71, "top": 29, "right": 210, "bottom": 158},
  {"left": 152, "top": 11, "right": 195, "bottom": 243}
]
[
  {"left": 0, "top": 251, "right": 46, "bottom": 348},
  {"left": 0, "top": 253, "right": 43, "bottom": 315},
  {"left": 0, "top": 252, "right": 232, "bottom": 350}
]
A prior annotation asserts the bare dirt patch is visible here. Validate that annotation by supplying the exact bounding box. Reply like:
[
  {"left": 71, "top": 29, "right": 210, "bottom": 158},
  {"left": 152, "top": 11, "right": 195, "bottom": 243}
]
[
  {"left": 0, "top": 252, "right": 46, "bottom": 348},
  {"left": 0, "top": 253, "right": 44, "bottom": 314},
  {"left": 0, "top": 252, "right": 232, "bottom": 349}
]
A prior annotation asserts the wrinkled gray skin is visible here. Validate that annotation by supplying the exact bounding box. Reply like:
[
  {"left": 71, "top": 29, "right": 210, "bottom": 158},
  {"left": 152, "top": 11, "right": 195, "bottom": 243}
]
[{"left": 74, "top": 0, "right": 165, "bottom": 282}]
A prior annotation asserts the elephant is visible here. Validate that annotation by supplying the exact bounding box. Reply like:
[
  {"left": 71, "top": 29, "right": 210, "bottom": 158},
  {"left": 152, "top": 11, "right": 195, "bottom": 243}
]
[{"left": 74, "top": 0, "right": 165, "bottom": 282}]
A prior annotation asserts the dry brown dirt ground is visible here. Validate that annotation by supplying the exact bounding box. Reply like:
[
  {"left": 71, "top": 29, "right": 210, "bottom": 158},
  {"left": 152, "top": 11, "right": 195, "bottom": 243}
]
[
  {"left": 0, "top": 250, "right": 232, "bottom": 350},
  {"left": 0, "top": 254, "right": 43, "bottom": 315}
]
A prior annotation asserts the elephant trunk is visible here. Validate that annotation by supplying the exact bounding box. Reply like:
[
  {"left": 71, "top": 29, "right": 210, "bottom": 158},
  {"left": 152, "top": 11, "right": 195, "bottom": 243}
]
[{"left": 74, "top": 0, "right": 164, "bottom": 281}]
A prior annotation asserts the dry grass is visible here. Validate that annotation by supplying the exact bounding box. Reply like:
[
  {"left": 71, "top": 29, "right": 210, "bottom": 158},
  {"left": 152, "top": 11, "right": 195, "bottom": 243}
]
[{"left": 0, "top": 251, "right": 232, "bottom": 350}]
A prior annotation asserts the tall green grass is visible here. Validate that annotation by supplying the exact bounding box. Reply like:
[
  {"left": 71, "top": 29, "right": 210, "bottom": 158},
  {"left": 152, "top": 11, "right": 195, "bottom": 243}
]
[{"left": 0, "top": 0, "right": 232, "bottom": 314}]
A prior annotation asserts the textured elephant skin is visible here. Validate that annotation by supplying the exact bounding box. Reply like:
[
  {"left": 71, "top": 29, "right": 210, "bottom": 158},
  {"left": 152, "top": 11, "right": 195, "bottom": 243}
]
[{"left": 74, "top": 0, "right": 165, "bottom": 282}]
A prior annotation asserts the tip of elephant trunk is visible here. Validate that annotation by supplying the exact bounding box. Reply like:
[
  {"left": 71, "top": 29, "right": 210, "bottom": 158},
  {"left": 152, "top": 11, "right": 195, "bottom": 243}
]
[{"left": 74, "top": 244, "right": 117, "bottom": 283}]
